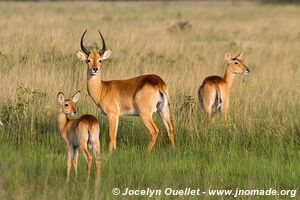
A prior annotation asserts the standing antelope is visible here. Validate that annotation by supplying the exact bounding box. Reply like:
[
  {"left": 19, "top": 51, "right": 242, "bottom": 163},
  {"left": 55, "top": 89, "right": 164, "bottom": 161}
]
[
  {"left": 76, "top": 30, "right": 175, "bottom": 153},
  {"left": 57, "top": 91, "right": 100, "bottom": 181},
  {"left": 198, "top": 52, "right": 250, "bottom": 121}
]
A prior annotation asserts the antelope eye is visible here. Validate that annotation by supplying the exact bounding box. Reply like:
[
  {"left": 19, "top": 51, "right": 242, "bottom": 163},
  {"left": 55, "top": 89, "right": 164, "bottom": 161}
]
[
  {"left": 234, "top": 62, "right": 239, "bottom": 65},
  {"left": 64, "top": 104, "right": 69, "bottom": 107},
  {"left": 86, "top": 59, "right": 91, "bottom": 63}
]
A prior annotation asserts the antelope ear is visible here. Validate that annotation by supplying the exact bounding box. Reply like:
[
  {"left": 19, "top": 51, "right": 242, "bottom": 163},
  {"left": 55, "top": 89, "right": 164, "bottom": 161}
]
[
  {"left": 76, "top": 51, "right": 87, "bottom": 61},
  {"left": 225, "top": 52, "right": 233, "bottom": 63},
  {"left": 100, "top": 50, "right": 112, "bottom": 61},
  {"left": 57, "top": 92, "right": 65, "bottom": 105},
  {"left": 72, "top": 91, "right": 81, "bottom": 103},
  {"left": 235, "top": 52, "right": 243, "bottom": 60}
]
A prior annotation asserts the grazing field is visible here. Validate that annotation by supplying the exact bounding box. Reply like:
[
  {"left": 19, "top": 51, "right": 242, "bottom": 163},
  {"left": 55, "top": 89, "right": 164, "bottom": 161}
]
[{"left": 0, "top": 1, "right": 299, "bottom": 200}]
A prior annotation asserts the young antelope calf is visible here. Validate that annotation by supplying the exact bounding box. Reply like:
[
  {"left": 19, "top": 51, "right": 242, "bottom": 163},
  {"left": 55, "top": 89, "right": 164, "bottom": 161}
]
[
  {"left": 57, "top": 91, "right": 100, "bottom": 181},
  {"left": 198, "top": 52, "right": 250, "bottom": 121}
]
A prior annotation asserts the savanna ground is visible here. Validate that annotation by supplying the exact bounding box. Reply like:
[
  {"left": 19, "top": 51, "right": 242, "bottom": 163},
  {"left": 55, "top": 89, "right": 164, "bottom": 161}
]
[{"left": 0, "top": 1, "right": 299, "bottom": 200}]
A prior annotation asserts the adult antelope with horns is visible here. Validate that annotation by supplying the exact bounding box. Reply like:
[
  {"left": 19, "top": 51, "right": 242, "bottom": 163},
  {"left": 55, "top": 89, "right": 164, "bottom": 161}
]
[{"left": 76, "top": 30, "right": 175, "bottom": 153}]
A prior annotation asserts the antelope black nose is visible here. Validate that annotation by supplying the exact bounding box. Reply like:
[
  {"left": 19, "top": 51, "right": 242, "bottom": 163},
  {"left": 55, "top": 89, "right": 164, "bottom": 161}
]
[
  {"left": 73, "top": 111, "right": 77, "bottom": 115},
  {"left": 92, "top": 68, "right": 98, "bottom": 73},
  {"left": 246, "top": 68, "right": 250, "bottom": 73}
]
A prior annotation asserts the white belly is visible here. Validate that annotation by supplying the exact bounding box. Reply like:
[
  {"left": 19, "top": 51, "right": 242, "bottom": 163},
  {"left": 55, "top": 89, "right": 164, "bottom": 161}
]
[
  {"left": 99, "top": 105, "right": 139, "bottom": 116},
  {"left": 120, "top": 108, "right": 139, "bottom": 116}
]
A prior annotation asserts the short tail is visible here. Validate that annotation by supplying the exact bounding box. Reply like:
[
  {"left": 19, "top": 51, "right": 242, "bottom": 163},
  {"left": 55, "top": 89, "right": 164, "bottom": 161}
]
[
  {"left": 87, "top": 129, "right": 92, "bottom": 149},
  {"left": 87, "top": 125, "right": 94, "bottom": 149},
  {"left": 158, "top": 85, "right": 170, "bottom": 106},
  {"left": 214, "top": 86, "right": 222, "bottom": 110},
  {"left": 87, "top": 123, "right": 100, "bottom": 149}
]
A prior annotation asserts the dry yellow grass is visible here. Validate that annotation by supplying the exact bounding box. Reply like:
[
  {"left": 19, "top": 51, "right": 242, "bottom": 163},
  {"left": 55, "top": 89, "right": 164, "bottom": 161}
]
[{"left": 0, "top": 2, "right": 299, "bottom": 116}]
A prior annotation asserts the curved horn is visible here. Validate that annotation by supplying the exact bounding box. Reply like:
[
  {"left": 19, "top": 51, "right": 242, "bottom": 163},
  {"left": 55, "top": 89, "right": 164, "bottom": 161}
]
[
  {"left": 98, "top": 30, "right": 106, "bottom": 55},
  {"left": 80, "top": 29, "right": 90, "bottom": 55}
]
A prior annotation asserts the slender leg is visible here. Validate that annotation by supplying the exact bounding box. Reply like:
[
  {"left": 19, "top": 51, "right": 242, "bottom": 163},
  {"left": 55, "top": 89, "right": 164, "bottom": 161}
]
[
  {"left": 94, "top": 140, "right": 101, "bottom": 196},
  {"left": 66, "top": 145, "right": 72, "bottom": 182},
  {"left": 201, "top": 91, "right": 212, "bottom": 122},
  {"left": 72, "top": 147, "right": 79, "bottom": 177},
  {"left": 140, "top": 113, "right": 159, "bottom": 152},
  {"left": 107, "top": 114, "right": 119, "bottom": 153},
  {"left": 221, "top": 98, "right": 229, "bottom": 122},
  {"left": 204, "top": 104, "right": 212, "bottom": 122},
  {"left": 93, "top": 140, "right": 101, "bottom": 178},
  {"left": 80, "top": 142, "right": 92, "bottom": 181},
  {"left": 158, "top": 107, "right": 175, "bottom": 149}
]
